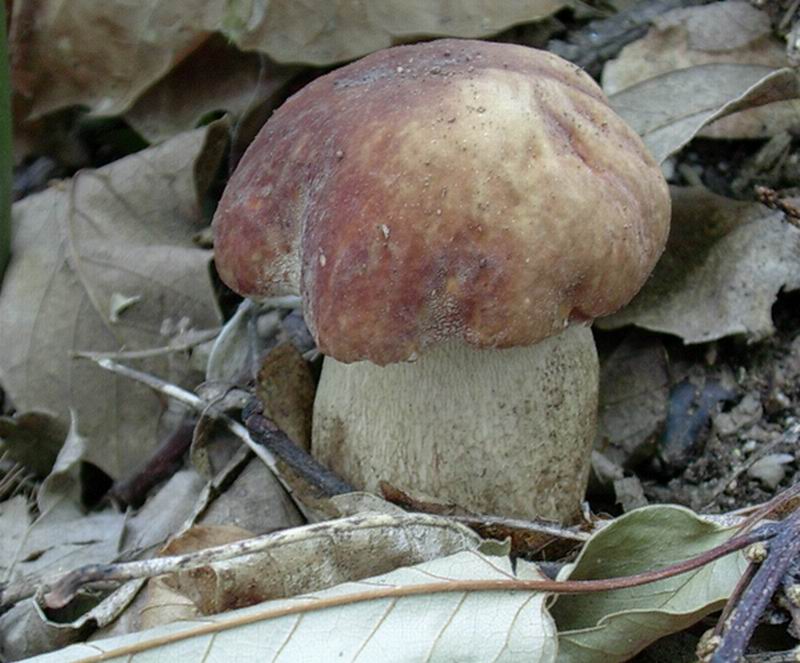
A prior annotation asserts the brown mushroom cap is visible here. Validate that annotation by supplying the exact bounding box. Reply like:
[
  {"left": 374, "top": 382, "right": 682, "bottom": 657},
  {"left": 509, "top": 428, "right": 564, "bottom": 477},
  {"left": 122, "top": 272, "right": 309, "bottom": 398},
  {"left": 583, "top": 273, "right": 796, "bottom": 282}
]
[{"left": 213, "top": 39, "right": 670, "bottom": 365}]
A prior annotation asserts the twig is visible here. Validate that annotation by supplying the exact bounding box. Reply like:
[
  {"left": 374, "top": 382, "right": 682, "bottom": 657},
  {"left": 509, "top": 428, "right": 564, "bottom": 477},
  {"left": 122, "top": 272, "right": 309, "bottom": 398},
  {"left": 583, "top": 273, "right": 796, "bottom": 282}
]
[
  {"left": 547, "top": 0, "right": 705, "bottom": 76},
  {"left": 744, "top": 650, "right": 800, "bottom": 663},
  {"left": 711, "top": 559, "right": 759, "bottom": 640},
  {"left": 22, "top": 524, "right": 778, "bottom": 662},
  {"left": 380, "top": 481, "right": 590, "bottom": 559},
  {"left": 73, "top": 327, "right": 221, "bottom": 361},
  {"left": 736, "top": 480, "right": 800, "bottom": 534},
  {"left": 243, "top": 408, "right": 353, "bottom": 498},
  {"left": 711, "top": 509, "right": 800, "bottom": 662},
  {"left": 77, "top": 356, "right": 290, "bottom": 503},
  {"left": 756, "top": 185, "right": 800, "bottom": 229},
  {"left": 109, "top": 419, "right": 197, "bottom": 507},
  {"left": 703, "top": 421, "right": 800, "bottom": 509},
  {"left": 24, "top": 516, "right": 774, "bottom": 612}
]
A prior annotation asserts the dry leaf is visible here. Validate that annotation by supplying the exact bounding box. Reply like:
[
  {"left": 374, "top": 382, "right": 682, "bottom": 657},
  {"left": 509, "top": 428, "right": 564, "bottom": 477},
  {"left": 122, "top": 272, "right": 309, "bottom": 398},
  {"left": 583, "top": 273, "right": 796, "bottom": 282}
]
[
  {"left": 124, "top": 34, "right": 300, "bottom": 145},
  {"left": 0, "top": 496, "right": 32, "bottom": 579},
  {"left": 603, "top": 1, "right": 797, "bottom": 139},
  {"left": 199, "top": 457, "right": 305, "bottom": 535},
  {"left": 0, "top": 418, "right": 130, "bottom": 660},
  {"left": 121, "top": 470, "right": 208, "bottom": 555},
  {"left": 9, "top": 1, "right": 222, "bottom": 120},
  {"left": 0, "top": 582, "right": 144, "bottom": 661},
  {"left": 598, "top": 187, "right": 800, "bottom": 343},
  {"left": 11, "top": 0, "right": 564, "bottom": 131},
  {"left": 29, "top": 550, "right": 556, "bottom": 663},
  {"left": 2, "top": 417, "right": 125, "bottom": 587},
  {"left": 162, "top": 512, "right": 481, "bottom": 616},
  {"left": 596, "top": 332, "right": 669, "bottom": 469},
  {"left": 552, "top": 505, "right": 748, "bottom": 663},
  {"left": 225, "top": 0, "right": 565, "bottom": 66},
  {"left": 609, "top": 65, "right": 800, "bottom": 164},
  {"left": 0, "top": 410, "right": 67, "bottom": 477},
  {"left": 0, "top": 124, "right": 225, "bottom": 479},
  {"left": 256, "top": 342, "right": 316, "bottom": 450}
]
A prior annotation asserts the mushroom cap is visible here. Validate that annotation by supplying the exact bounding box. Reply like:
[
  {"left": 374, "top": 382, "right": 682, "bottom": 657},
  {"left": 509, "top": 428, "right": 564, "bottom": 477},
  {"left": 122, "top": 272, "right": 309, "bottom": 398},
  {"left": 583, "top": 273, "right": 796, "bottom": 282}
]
[{"left": 213, "top": 39, "right": 670, "bottom": 365}]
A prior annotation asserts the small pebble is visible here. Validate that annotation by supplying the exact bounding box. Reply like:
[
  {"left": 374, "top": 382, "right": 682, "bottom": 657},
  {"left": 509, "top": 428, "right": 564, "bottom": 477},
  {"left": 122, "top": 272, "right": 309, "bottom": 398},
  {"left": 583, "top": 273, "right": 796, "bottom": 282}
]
[{"left": 747, "top": 453, "right": 795, "bottom": 490}]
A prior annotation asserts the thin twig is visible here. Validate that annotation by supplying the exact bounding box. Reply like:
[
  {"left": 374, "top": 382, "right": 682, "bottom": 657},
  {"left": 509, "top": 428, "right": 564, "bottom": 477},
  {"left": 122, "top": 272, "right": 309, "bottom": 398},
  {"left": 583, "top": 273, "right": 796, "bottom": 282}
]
[
  {"left": 547, "top": 0, "right": 705, "bottom": 75},
  {"left": 703, "top": 421, "right": 800, "bottom": 509},
  {"left": 73, "top": 327, "right": 221, "bottom": 361},
  {"left": 244, "top": 409, "right": 353, "bottom": 497},
  {"left": 77, "top": 356, "right": 290, "bottom": 502},
  {"left": 736, "top": 480, "right": 800, "bottom": 534},
  {"left": 711, "top": 509, "right": 800, "bottom": 662},
  {"left": 380, "top": 480, "right": 591, "bottom": 558},
  {"left": 109, "top": 419, "right": 197, "bottom": 507},
  {"left": 33, "top": 525, "right": 779, "bottom": 663},
  {"left": 27, "top": 518, "right": 777, "bottom": 612},
  {"left": 756, "top": 185, "right": 800, "bottom": 229}
]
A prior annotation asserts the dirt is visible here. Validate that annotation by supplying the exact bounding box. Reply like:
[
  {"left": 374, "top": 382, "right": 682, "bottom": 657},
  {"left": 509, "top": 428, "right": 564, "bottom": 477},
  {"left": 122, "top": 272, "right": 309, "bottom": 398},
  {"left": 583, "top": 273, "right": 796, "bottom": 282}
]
[{"left": 617, "top": 290, "right": 800, "bottom": 515}]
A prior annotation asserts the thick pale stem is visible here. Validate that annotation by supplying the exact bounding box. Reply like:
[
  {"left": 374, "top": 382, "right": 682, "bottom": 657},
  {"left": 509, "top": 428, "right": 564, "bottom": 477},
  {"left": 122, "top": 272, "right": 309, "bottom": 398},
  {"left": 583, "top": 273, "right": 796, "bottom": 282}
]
[{"left": 312, "top": 325, "right": 598, "bottom": 522}]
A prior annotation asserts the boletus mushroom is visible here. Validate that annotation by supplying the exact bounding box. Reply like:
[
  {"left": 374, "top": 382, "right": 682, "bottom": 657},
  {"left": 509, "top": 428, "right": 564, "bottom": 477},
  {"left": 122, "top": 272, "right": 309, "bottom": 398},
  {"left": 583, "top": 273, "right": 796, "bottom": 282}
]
[{"left": 213, "top": 39, "right": 670, "bottom": 522}]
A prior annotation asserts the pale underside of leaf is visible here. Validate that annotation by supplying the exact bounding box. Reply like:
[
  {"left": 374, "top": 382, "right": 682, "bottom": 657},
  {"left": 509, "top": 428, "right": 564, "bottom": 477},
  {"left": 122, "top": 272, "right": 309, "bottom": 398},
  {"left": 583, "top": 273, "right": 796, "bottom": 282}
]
[
  {"left": 551, "top": 505, "right": 748, "bottom": 663},
  {"left": 26, "top": 551, "right": 557, "bottom": 663},
  {"left": 609, "top": 65, "right": 800, "bottom": 164}
]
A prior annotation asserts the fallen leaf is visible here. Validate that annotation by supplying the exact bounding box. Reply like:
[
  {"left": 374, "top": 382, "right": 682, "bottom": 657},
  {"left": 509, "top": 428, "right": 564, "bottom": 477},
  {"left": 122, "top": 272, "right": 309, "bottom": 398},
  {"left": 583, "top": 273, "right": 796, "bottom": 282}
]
[
  {"left": 121, "top": 469, "right": 208, "bottom": 555},
  {"left": 0, "top": 410, "right": 67, "bottom": 477},
  {"left": 609, "top": 65, "right": 800, "bottom": 164},
  {"left": 0, "top": 496, "right": 32, "bottom": 580},
  {"left": 28, "top": 550, "right": 556, "bottom": 663},
  {"left": 0, "top": 124, "right": 225, "bottom": 479},
  {"left": 2, "top": 416, "right": 126, "bottom": 587},
  {"left": 256, "top": 342, "right": 316, "bottom": 450},
  {"left": 0, "top": 582, "right": 144, "bottom": 661},
  {"left": 225, "top": 0, "right": 565, "bottom": 66},
  {"left": 161, "top": 512, "right": 482, "bottom": 616},
  {"left": 598, "top": 187, "right": 800, "bottom": 343},
  {"left": 603, "top": 1, "right": 797, "bottom": 139},
  {"left": 8, "top": 1, "right": 219, "bottom": 120},
  {"left": 0, "top": 416, "right": 131, "bottom": 659},
  {"left": 551, "top": 505, "right": 748, "bottom": 663},
  {"left": 199, "top": 457, "right": 305, "bottom": 535},
  {"left": 205, "top": 299, "right": 253, "bottom": 383},
  {"left": 596, "top": 332, "right": 669, "bottom": 469},
  {"left": 11, "top": 0, "right": 564, "bottom": 127},
  {"left": 124, "top": 34, "right": 301, "bottom": 145}
]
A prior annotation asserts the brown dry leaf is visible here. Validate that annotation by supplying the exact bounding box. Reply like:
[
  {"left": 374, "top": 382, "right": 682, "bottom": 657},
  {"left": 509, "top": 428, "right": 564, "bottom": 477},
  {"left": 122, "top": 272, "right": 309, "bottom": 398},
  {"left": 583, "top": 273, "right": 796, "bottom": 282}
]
[
  {"left": 598, "top": 187, "right": 800, "bottom": 343},
  {"left": 596, "top": 332, "right": 669, "bottom": 469},
  {"left": 226, "top": 0, "right": 565, "bottom": 66},
  {"left": 0, "top": 410, "right": 67, "bottom": 477},
  {"left": 610, "top": 65, "right": 800, "bottom": 165},
  {"left": 0, "top": 124, "right": 225, "bottom": 480},
  {"left": 14, "top": 417, "right": 125, "bottom": 578},
  {"left": 11, "top": 0, "right": 564, "bottom": 133},
  {"left": 199, "top": 456, "right": 305, "bottom": 535},
  {"left": 124, "top": 34, "right": 301, "bottom": 145},
  {"left": 603, "top": 1, "right": 797, "bottom": 139},
  {"left": 138, "top": 524, "right": 252, "bottom": 630},
  {"left": 9, "top": 1, "right": 221, "bottom": 120},
  {"left": 156, "top": 513, "right": 480, "bottom": 618},
  {"left": 256, "top": 343, "right": 316, "bottom": 450}
]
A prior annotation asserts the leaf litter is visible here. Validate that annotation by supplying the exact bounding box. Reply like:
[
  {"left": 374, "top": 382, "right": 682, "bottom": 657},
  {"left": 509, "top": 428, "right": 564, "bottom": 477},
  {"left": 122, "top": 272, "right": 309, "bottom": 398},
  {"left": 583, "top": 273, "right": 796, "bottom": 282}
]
[{"left": 4, "top": 1, "right": 800, "bottom": 662}]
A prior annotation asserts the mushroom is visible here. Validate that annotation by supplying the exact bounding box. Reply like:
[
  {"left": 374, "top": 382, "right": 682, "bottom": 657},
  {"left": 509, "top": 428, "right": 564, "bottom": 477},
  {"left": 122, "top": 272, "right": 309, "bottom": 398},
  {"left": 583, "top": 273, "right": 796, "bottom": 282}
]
[{"left": 213, "top": 39, "right": 670, "bottom": 522}]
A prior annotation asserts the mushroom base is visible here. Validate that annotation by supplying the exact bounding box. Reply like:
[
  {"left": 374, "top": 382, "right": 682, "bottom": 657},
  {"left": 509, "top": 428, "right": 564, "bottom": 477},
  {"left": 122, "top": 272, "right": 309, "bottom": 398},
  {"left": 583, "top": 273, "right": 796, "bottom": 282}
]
[{"left": 312, "top": 325, "right": 598, "bottom": 523}]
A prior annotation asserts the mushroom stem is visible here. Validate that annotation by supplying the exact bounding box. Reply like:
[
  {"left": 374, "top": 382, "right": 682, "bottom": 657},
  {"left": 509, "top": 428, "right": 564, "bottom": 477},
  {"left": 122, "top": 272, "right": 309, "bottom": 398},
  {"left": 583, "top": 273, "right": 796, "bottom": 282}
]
[{"left": 312, "top": 325, "right": 598, "bottom": 523}]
